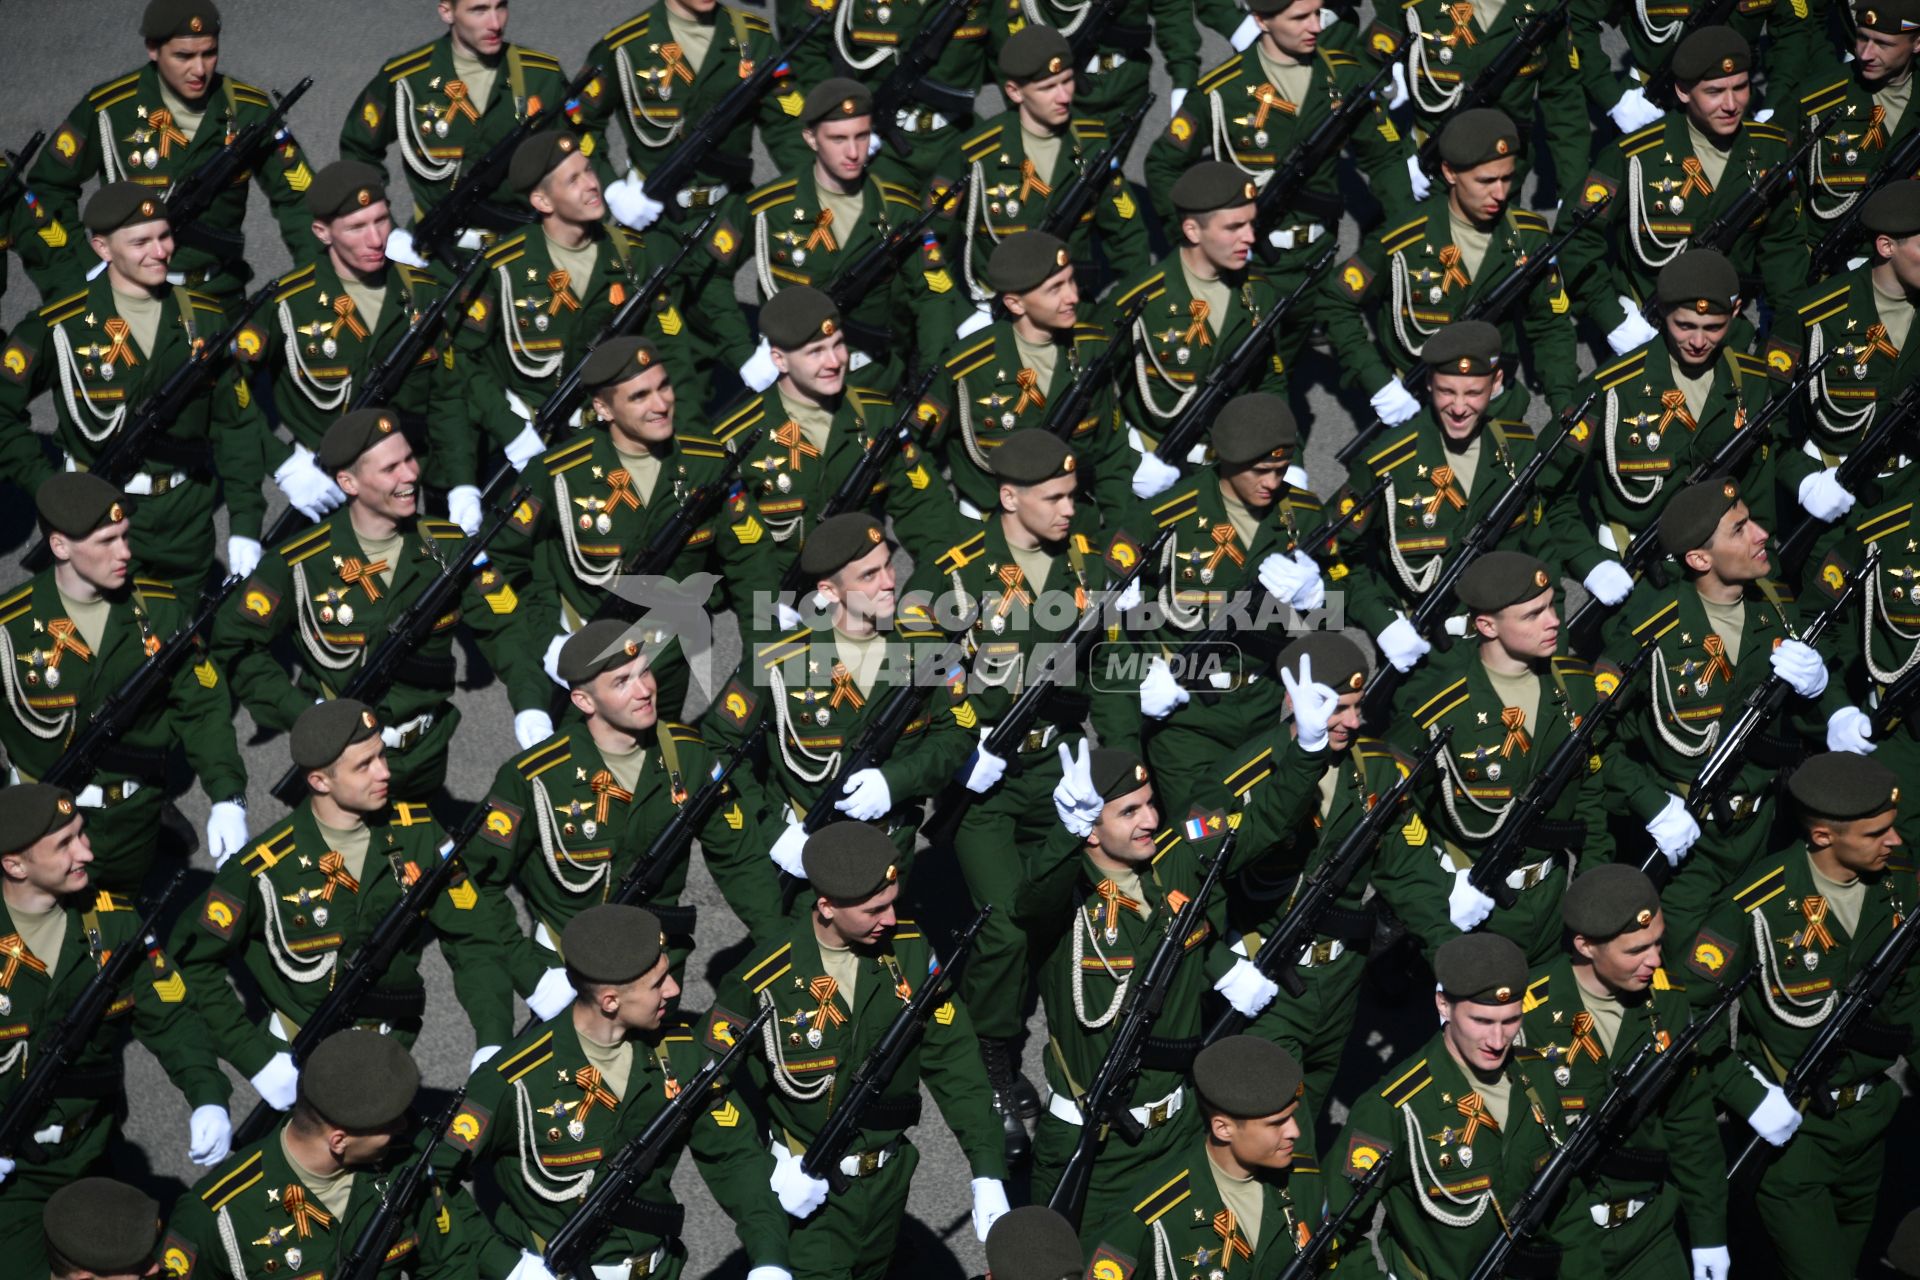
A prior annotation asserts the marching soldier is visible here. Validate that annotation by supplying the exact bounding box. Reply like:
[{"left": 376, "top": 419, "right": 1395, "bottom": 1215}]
[
  {"left": 437, "top": 905, "right": 793, "bottom": 1280},
  {"left": 930, "top": 27, "right": 1149, "bottom": 311},
  {"left": 169, "top": 699, "right": 520, "bottom": 1111},
  {"left": 1793, "top": 2, "right": 1920, "bottom": 261},
  {"left": 42, "top": 1178, "right": 167, "bottom": 1280},
  {"left": 1570, "top": 0, "right": 1818, "bottom": 134},
  {"left": 25, "top": 0, "right": 317, "bottom": 299},
  {"left": 0, "top": 785, "right": 232, "bottom": 1274},
  {"left": 0, "top": 474, "right": 248, "bottom": 889},
  {"left": 163, "top": 1029, "right": 492, "bottom": 1279},
  {"left": 0, "top": 185, "right": 283, "bottom": 588},
  {"left": 1518, "top": 865, "right": 1730, "bottom": 1278},
  {"left": 1081, "top": 1038, "right": 1324, "bottom": 1279},
  {"left": 1560, "top": 28, "right": 1806, "bottom": 359},
  {"left": 1679, "top": 754, "right": 1915, "bottom": 1280},
  {"left": 994, "top": 0, "right": 1220, "bottom": 138},
  {"left": 708, "top": 822, "right": 1011, "bottom": 1280},
  {"left": 1319, "top": 109, "right": 1579, "bottom": 435},
  {"left": 210, "top": 409, "right": 548, "bottom": 802},
  {"left": 1325, "top": 933, "right": 1560, "bottom": 1279},
  {"left": 0, "top": 150, "right": 70, "bottom": 315}
]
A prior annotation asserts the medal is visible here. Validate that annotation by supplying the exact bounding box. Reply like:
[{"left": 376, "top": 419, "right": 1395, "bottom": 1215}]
[
  {"left": 582, "top": 819, "right": 598, "bottom": 840},
  {"left": 1457, "top": 1145, "right": 1473, "bottom": 1167},
  {"left": 1428, "top": 286, "right": 1443, "bottom": 304},
  {"left": 568, "top": 1118, "right": 586, "bottom": 1141},
  {"left": 1856, "top": 363, "right": 1871, "bottom": 380},
  {"left": 43, "top": 666, "right": 59, "bottom": 690},
  {"left": 1669, "top": 195, "right": 1685, "bottom": 215},
  {"left": 595, "top": 512, "right": 613, "bottom": 535},
  {"left": 1645, "top": 431, "right": 1661, "bottom": 451},
  {"left": 1006, "top": 198, "right": 1021, "bottom": 217},
  {"left": 313, "top": 907, "right": 328, "bottom": 928},
  {"left": 660, "top": 83, "right": 672, "bottom": 101},
  {"left": 775, "top": 472, "right": 793, "bottom": 493},
  {"left": 1845, "top": 148, "right": 1860, "bottom": 164},
  {"left": 1439, "top": 44, "right": 1453, "bottom": 62},
  {"left": 792, "top": 249, "right": 807, "bottom": 267},
  {"left": 436, "top": 118, "right": 451, "bottom": 138},
  {"left": 579, "top": 514, "right": 595, "bottom": 531},
  {"left": 989, "top": 613, "right": 1006, "bottom": 633},
  {"left": 1001, "top": 412, "right": 1017, "bottom": 429},
  {"left": 1486, "top": 762, "right": 1501, "bottom": 781},
  {"left": 0, "top": 995, "right": 11, "bottom": 1016},
  {"left": 1199, "top": 567, "right": 1214, "bottom": 585},
  {"left": 321, "top": 338, "right": 338, "bottom": 358},
  {"left": 143, "top": 147, "right": 160, "bottom": 170},
  {"left": 815, "top": 707, "right": 831, "bottom": 726},
  {"left": 128, "top": 149, "right": 143, "bottom": 169},
  {"left": 1175, "top": 346, "right": 1191, "bottom": 364},
  {"left": 1803, "top": 950, "right": 1819, "bottom": 971},
  {"left": 1553, "top": 1065, "right": 1571, "bottom": 1086},
  {"left": 535, "top": 313, "right": 550, "bottom": 332},
  {"left": 100, "top": 362, "right": 114, "bottom": 382},
  {"left": 285, "top": 1250, "right": 302, "bottom": 1270},
  {"left": 337, "top": 604, "right": 355, "bottom": 626},
  {"left": 807, "top": 1027, "right": 824, "bottom": 1048},
  {"left": 878, "top": 3, "right": 892, "bottom": 18},
  {"left": 1254, "top": 129, "right": 1269, "bottom": 147}
]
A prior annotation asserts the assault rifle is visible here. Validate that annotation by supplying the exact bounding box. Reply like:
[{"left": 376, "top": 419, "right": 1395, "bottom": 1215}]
[
  {"left": 1039, "top": 95, "right": 1156, "bottom": 242},
  {"left": 1256, "top": 60, "right": 1395, "bottom": 264},
  {"left": 868, "top": 0, "right": 976, "bottom": 155},
  {"left": 1810, "top": 125, "right": 1920, "bottom": 279},
  {"left": 1276, "top": 1155, "right": 1393, "bottom": 1280},
  {"left": 163, "top": 78, "right": 312, "bottom": 260},
  {"left": 824, "top": 188, "right": 960, "bottom": 352},
  {"left": 1414, "top": 0, "right": 1573, "bottom": 171},
  {"left": 338, "top": 1087, "right": 468, "bottom": 1280}
]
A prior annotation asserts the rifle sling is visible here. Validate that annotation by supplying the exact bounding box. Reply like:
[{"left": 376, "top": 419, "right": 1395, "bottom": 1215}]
[
  {"left": 601, "top": 1196, "right": 687, "bottom": 1240},
  {"left": 339, "top": 985, "right": 429, "bottom": 1025},
  {"left": 391, "top": 651, "right": 459, "bottom": 689},
  {"left": 1593, "top": 1143, "right": 1671, "bottom": 1181}
]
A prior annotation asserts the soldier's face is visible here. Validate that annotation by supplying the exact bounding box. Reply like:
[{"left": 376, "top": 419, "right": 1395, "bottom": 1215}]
[
  {"left": 1212, "top": 1101, "right": 1301, "bottom": 1170},
  {"left": 582, "top": 655, "right": 659, "bottom": 735},
  {"left": 806, "top": 117, "right": 875, "bottom": 186},
  {"left": 1296, "top": 689, "right": 1362, "bottom": 752},
  {"left": 823, "top": 543, "right": 897, "bottom": 625},
  {"left": 1428, "top": 370, "right": 1500, "bottom": 442},
  {"left": 1006, "top": 70, "right": 1077, "bottom": 130},
  {"left": 147, "top": 35, "right": 218, "bottom": 100},
  {"left": 773, "top": 332, "right": 849, "bottom": 399},
  {"left": 315, "top": 201, "right": 395, "bottom": 278},
  {"left": 1856, "top": 28, "right": 1920, "bottom": 81},
  {"left": 1260, "top": 0, "right": 1323, "bottom": 59},
  {"left": 1474, "top": 588, "right": 1558, "bottom": 660},
  {"left": 439, "top": 0, "right": 509, "bottom": 57},
  {"left": 1443, "top": 157, "right": 1515, "bottom": 226},
  {"left": 533, "top": 153, "right": 605, "bottom": 224},
  {"left": 52, "top": 518, "right": 134, "bottom": 593},
  {"left": 336, "top": 1123, "right": 402, "bottom": 1167},
  {"left": 317, "top": 737, "right": 392, "bottom": 813},
  {"left": 1814, "top": 808, "right": 1903, "bottom": 875},
  {"left": 1092, "top": 782, "right": 1159, "bottom": 864},
  {"left": 1574, "top": 913, "right": 1665, "bottom": 994},
  {"left": 606, "top": 955, "right": 681, "bottom": 1031},
  {"left": 1662, "top": 307, "right": 1731, "bottom": 369},
  {"left": 1185, "top": 205, "right": 1258, "bottom": 271},
  {"left": 1440, "top": 997, "right": 1524, "bottom": 1071},
  {"left": 1689, "top": 501, "right": 1771, "bottom": 582},
  {"left": 1223, "top": 458, "right": 1290, "bottom": 510},
  {"left": 1008, "top": 266, "right": 1079, "bottom": 331},
  {"left": 1676, "top": 72, "right": 1750, "bottom": 141},
  {"left": 819, "top": 881, "right": 900, "bottom": 947},
  {"left": 339, "top": 433, "right": 420, "bottom": 522},
  {"left": 4, "top": 816, "right": 93, "bottom": 898},
  {"left": 595, "top": 364, "right": 677, "bottom": 445},
  {"left": 92, "top": 220, "right": 175, "bottom": 290},
  {"left": 1002, "top": 473, "right": 1078, "bottom": 543},
  {"left": 1877, "top": 229, "right": 1920, "bottom": 292}
]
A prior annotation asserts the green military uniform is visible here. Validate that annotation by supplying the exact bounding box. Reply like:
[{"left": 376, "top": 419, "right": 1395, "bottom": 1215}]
[
  {"left": 1794, "top": 58, "right": 1920, "bottom": 256},
  {"left": 710, "top": 908, "right": 1009, "bottom": 1279},
  {"left": 0, "top": 280, "right": 260, "bottom": 583},
  {"left": 992, "top": 0, "right": 1210, "bottom": 136},
  {"left": 1569, "top": 0, "right": 1817, "bottom": 124},
  {"left": 0, "top": 152, "right": 69, "bottom": 312},
  {"left": 210, "top": 510, "right": 546, "bottom": 800},
  {"left": 0, "top": 574, "right": 245, "bottom": 890},
  {"left": 29, "top": 67, "right": 315, "bottom": 297}
]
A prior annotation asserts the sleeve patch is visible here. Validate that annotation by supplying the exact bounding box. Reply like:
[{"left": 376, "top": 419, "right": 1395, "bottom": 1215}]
[
  {"left": 1, "top": 340, "right": 32, "bottom": 383},
  {"left": 1686, "top": 926, "right": 1733, "bottom": 979},
  {"left": 49, "top": 124, "right": 82, "bottom": 167},
  {"left": 705, "top": 1003, "right": 750, "bottom": 1052},
  {"left": 200, "top": 887, "right": 242, "bottom": 939},
  {"left": 1345, "top": 1130, "right": 1390, "bottom": 1176},
  {"left": 1104, "top": 530, "right": 1143, "bottom": 575},
  {"left": 1088, "top": 1245, "right": 1137, "bottom": 1280},
  {"left": 162, "top": 1233, "right": 197, "bottom": 1278},
  {"left": 446, "top": 1097, "right": 492, "bottom": 1151},
  {"left": 1580, "top": 171, "right": 1619, "bottom": 210},
  {"left": 238, "top": 579, "right": 280, "bottom": 625},
  {"left": 716, "top": 678, "right": 759, "bottom": 727},
  {"left": 481, "top": 798, "right": 521, "bottom": 847},
  {"left": 1338, "top": 256, "right": 1374, "bottom": 298}
]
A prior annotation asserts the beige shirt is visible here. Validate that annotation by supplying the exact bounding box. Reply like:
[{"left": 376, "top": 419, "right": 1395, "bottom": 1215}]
[
  {"left": 1685, "top": 121, "right": 1733, "bottom": 192},
  {"left": 817, "top": 937, "right": 859, "bottom": 1006},
  {"left": 834, "top": 627, "right": 889, "bottom": 697},
  {"left": 450, "top": 44, "right": 501, "bottom": 119},
  {"left": 1443, "top": 433, "right": 1484, "bottom": 498},
  {"left": 1669, "top": 356, "right": 1715, "bottom": 427},
  {"left": 1877, "top": 70, "right": 1914, "bottom": 138},
  {"left": 817, "top": 187, "right": 868, "bottom": 258},
  {"left": 315, "top": 818, "right": 374, "bottom": 886},
  {"left": 544, "top": 233, "right": 602, "bottom": 304},
  {"left": 1255, "top": 42, "right": 1314, "bottom": 110},
  {"left": 1013, "top": 332, "right": 1062, "bottom": 400},
  {"left": 665, "top": 10, "right": 718, "bottom": 77},
  {"left": 613, "top": 445, "right": 664, "bottom": 508},
  {"left": 1809, "top": 854, "right": 1867, "bottom": 939},
  {"left": 11, "top": 902, "right": 66, "bottom": 981},
  {"left": 1091, "top": 859, "right": 1153, "bottom": 920},
  {"left": 1483, "top": 662, "right": 1541, "bottom": 735},
  {"left": 1476, "top": 1068, "right": 1513, "bottom": 1132},
  {"left": 281, "top": 1131, "right": 357, "bottom": 1221},
  {"left": 1220, "top": 483, "right": 1262, "bottom": 550},
  {"left": 110, "top": 286, "right": 165, "bottom": 359},
  {"left": 1316, "top": 764, "right": 1339, "bottom": 819},
  {"left": 1007, "top": 540, "right": 1055, "bottom": 597},
  {"left": 1208, "top": 1156, "right": 1266, "bottom": 1252},
  {"left": 1181, "top": 262, "right": 1232, "bottom": 337},
  {"left": 1447, "top": 210, "right": 1495, "bottom": 283},
  {"left": 1020, "top": 119, "right": 1064, "bottom": 186},
  {"left": 1575, "top": 977, "right": 1626, "bottom": 1057},
  {"left": 54, "top": 587, "right": 112, "bottom": 656},
  {"left": 358, "top": 530, "right": 404, "bottom": 588},
  {"left": 578, "top": 1025, "right": 636, "bottom": 1099},
  {"left": 157, "top": 81, "right": 207, "bottom": 144},
  {"left": 599, "top": 742, "right": 648, "bottom": 796},
  {"left": 1470, "top": 0, "right": 1508, "bottom": 31},
  {"left": 1700, "top": 596, "right": 1747, "bottom": 666},
  {"left": 1872, "top": 270, "right": 1916, "bottom": 356},
  {"left": 338, "top": 273, "right": 387, "bottom": 338},
  {"left": 778, "top": 390, "right": 836, "bottom": 456}
]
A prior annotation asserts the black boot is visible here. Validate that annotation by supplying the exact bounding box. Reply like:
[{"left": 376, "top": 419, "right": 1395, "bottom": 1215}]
[{"left": 979, "top": 1037, "right": 1033, "bottom": 1166}]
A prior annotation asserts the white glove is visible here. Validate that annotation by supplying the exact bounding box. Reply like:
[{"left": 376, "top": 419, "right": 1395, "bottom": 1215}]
[
  {"left": 1405, "top": 154, "right": 1432, "bottom": 202},
  {"left": 1140, "top": 654, "right": 1191, "bottom": 719},
  {"left": 187, "top": 1103, "right": 232, "bottom": 1166},
  {"left": 447, "top": 485, "right": 483, "bottom": 536},
  {"left": 1769, "top": 639, "right": 1828, "bottom": 698},
  {"left": 1375, "top": 614, "right": 1431, "bottom": 673},
  {"left": 384, "top": 227, "right": 430, "bottom": 268},
  {"left": 604, "top": 171, "right": 666, "bottom": 231},
  {"left": 1797, "top": 467, "right": 1856, "bottom": 522},
  {"left": 833, "top": 768, "right": 893, "bottom": 821},
  {"left": 1131, "top": 448, "right": 1183, "bottom": 499},
  {"left": 971, "top": 1176, "right": 1012, "bottom": 1242},
  {"left": 1230, "top": 14, "right": 1261, "bottom": 49},
  {"left": 963, "top": 731, "right": 1008, "bottom": 794},
  {"left": 746, "top": 1269, "right": 795, "bottom": 1280},
  {"left": 250, "top": 1052, "right": 300, "bottom": 1111},
  {"left": 867, "top": 132, "right": 886, "bottom": 158},
  {"left": 770, "top": 819, "right": 809, "bottom": 877},
  {"left": 1747, "top": 1080, "right": 1803, "bottom": 1146},
  {"left": 541, "top": 633, "right": 569, "bottom": 686},
  {"left": 955, "top": 304, "right": 995, "bottom": 339},
  {"left": 1608, "top": 85, "right": 1665, "bottom": 133},
  {"left": 1582, "top": 560, "right": 1634, "bottom": 607},
  {"left": 1448, "top": 870, "right": 1496, "bottom": 931},
  {"left": 0, "top": 1157, "right": 12, "bottom": 1185},
  {"left": 514, "top": 709, "right": 554, "bottom": 750},
  {"left": 1113, "top": 577, "right": 1143, "bottom": 613},
  {"left": 741, "top": 337, "right": 781, "bottom": 392},
  {"left": 1607, "top": 301, "right": 1659, "bottom": 355},
  {"left": 1827, "top": 705, "right": 1876, "bottom": 754},
  {"left": 227, "top": 535, "right": 262, "bottom": 580},
  {"left": 1284, "top": 463, "right": 1310, "bottom": 490},
  {"left": 1213, "top": 957, "right": 1279, "bottom": 1017},
  {"left": 505, "top": 1251, "right": 560, "bottom": 1280},
  {"left": 205, "top": 802, "right": 249, "bottom": 868},
  {"left": 1370, "top": 377, "right": 1421, "bottom": 425},
  {"left": 1258, "top": 549, "right": 1325, "bottom": 612},
  {"left": 1691, "top": 1246, "right": 1732, "bottom": 1280},
  {"left": 470, "top": 1044, "right": 503, "bottom": 1074},
  {"left": 527, "top": 967, "right": 577, "bottom": 1021},
  {"left": 1168, "top": 88, "right": 1188, "bottom": 117},
  {"left": 1280, "top": 652, "right": 1340, "bottom": 752},
  {"left": 1052, "top": 739, "right": 1106, "bottom": 837},
  {"left": 776, "top": 599, "right": 805, "bottom": 630},
  {"left": 1645, "top": 792, "right": 1700, "bottom": 864},
  {"left": 770, "top": 1141, "right": 831, "bottom": 1217},
  {"left": 1387, "top": 61, "right": 1411, "bottom": 110},
  {"left": 274, "top": 445, "right": 346, "bottom": 520},
  {"left": 504, "top": 422, "right": 546, "bottom": 472},
  {"left": 1753, "top": 107, "right": 1776, "bottom": 122}
]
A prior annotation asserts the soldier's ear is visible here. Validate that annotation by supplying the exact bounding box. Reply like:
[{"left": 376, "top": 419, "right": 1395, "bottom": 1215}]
[
  {"left": 1682, "top": 545, "right": 1713, "bottom": 576},
  {"left": 89, "top": 233, "right": 113, "bottom": 265},
  {"left": 998, "top": 484, "right": 1021, "bottom": 516}
]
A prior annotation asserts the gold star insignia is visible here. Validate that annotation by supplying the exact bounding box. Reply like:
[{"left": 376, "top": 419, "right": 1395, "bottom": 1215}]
[
  {"left": 1417, "top": 463, "right": 1430, "bottom": 477},
  {"left": 1681, "top": 633, "right": 1692, "bottom": 645},
  {"left": 576, "top": 767, "right": 589, "bottom": 781},
  {"left": 592, "top": 466, "right": 603, "bottom": 479},
  {"left": 1552, "top": 1009, "right": 1564, "bottom": 1023},
  {"left": 1476, "top": 711, "right": 1488, "bottom": 725},
  {"left": 1440, "top": 1092, "right": 1452, "bottom": 1104},
  {"left": 84, "top": 313, "right": 96, "bottom": 327}
]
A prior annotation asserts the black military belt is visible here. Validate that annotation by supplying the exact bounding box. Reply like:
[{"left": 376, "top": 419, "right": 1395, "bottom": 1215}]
[
  {"left": 856, "top": 1095, "right": 923, "bottom": 1133},
  {"left": 1525, "top": 818, "right": 1586, "bottom": 853},
  {"left": 393, "top": 652, "right": 458, "bottom": 689},
  {"left": 1595, "top": 1144, "right": 1669, "bottom": 1182},
  {"left": 354, "top": 986, "right": 429, "bottom": 1023},
  {"left": 144, "top": 436, "right": 217, "bottom": 470},
  {"left": 1140, "top": 1035, "right": 1202, "bottom": 1072},
  {"left": 1317, "top": 904, "right": 1377, "bottom": 945},
  {"left": 605, "top": 1197, "right": 686, "bottom": 1240},
  {"left": 1748, "top": 732, "right": 1806, "bottom": 770},
  {"left": 93, "top": 741, "right": 170, "bottom": 782},
  {"left": 651, "top": 903, "right": 697, "bottom": 936}
]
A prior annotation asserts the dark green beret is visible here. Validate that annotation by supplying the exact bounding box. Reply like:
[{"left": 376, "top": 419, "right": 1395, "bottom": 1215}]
[
  {"left": 801, "top": 78, "right": 874, "bottom": 127},
  {"left": 299, "top": 1030, "right": 419, "bottom": 1131},
  {"left": 1194, "top": 1035, "right": 1304, "bottom": 1116},
  {"left": 1171, "top": 162, "right": 1260, "bottom": 215},
  {"left": 1437, "top": 108, "right": 1520, "bottom": 169},
  {"left": 581, "top": 336, "right": 667, "bottom": 392},
  {"left": 802, "top": 820, "right": 900, "bottom": 902},
  {"left": 1562, "top": 864, "right": 1662, "bottom": 939},
  {"left": 990, "top": 429, "right": 1077, "bottom": 485},
  {"left": 987, "top": 230, "right": 1073, "bottom": 294},
  {"left": 798, "top": 512, "right": 888, "bottom": 578},
  {"left": 997, "top": 25, "right": 1075, "bottom": 81},
  {"left": 508, "top": 129, "right": 583, "bottom": 194},
  {"left": 141, "top": 0, "right": 219, "bottom": 39},
  {"left": 1435, "top": 933, "right": 1528, "bottom": 1005},
  {"left": 563, "top": 904, "right": 666, "bottom": 984},
  {"left": 760, "top": 286, "right": 843, "bottom": 351},
  {"left": 1671, "top": 25, "right": 1751, "bottom": 81},
  {"left": 291, "top": 698, "right": 380, "bottom": 771},
  {"left": 1886, "top": 1208, "right": 1920, "bottom": 1277},
  {"left": 1422, "top": 320, "right": 1503, "bottom": 377},
  {"left": 306, "top": 160, "right": 388, "bottom": 221},
  {"left": 1656, "top": 479, "right": 1741, "bottom": 556},
  {"left": 1862, "top": 180, "right": 1920, "bottom": 237},
  {"left": 0, "top": 784, "right": 79, "bottom": 855},
  {"left": 83, "top": 181, "right": 168, "bottom": 234},
  {"left": 1456, "top": 550, "right": 1553, "bottom": 613},
  {"left": 43, "top": 1178, "right": 161, "bottom": 1273},
  {"left": 1790, "top": 752, "right": 1901, "bottom": 821},
  {"left": 1655, "top": 248, "right": 1740, "bottom": 315},
  {"left": 1210, "top": 393, "right": 1298, "bottom": 464},
  {"left": 317, "top": 407, "right": 404, "bottom": 473},
  {"left": 1858, "top": 0, "right": 1920, "bottom": 32},
  {"left": 35, "top": 472, "right": 128, "bottom": 538},
  {"left": 985, "top": 1207, "right": 1084, "bottom": 1280},
  {"left": 559, "top": 619, "right": 648, "bottom": 686},
  {"left": 1090, "top": 748, "right": 1152, "bottom": 802},
  {"left": 1277, "top": 632, "right": 1368, "bottom": 694}
]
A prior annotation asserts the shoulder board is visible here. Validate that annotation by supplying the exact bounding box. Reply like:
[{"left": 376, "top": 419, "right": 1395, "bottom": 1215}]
[
  {"left": 1380, "top": 215, "right": 1431, "bottom": 255},
  {"left": 937, "top": 530, "right": 988, "bottom": 575},
  {"left": 1629, "top": 596, "right": 1681, "bottom": 641},
  {"left": 849, "top": 388, "right": 892, "bottom": 409},
  {"left": 744, "top": 942, "right": 794, "bottom": 993},
  {"left": 1110, "top": 271, "right": 1166, "bottom": 312},
  {"left": 1595, "top": 349, "right": 1647, "bottom": 389},
  {"left": 1379, "top": 1058, "right": 1433, "bottom": 1107},
  {"left": 758, "top": 628, "right": 811, "bottom": 669},
  {"left": 1412, "top": 677, "right": 1468, "bottom": 729},
  {"left": 514, "top": 48, "right": 564, "bottom": 71},
  {"left": 714, "top": 397, "right": 767, "bottom": 443},
  {"left": 543, "top": 434, "right": 596, "bottom": 469},
  {"left": 1652, "top": 966, "right": 1680, "bottom": 991},
  {"left": 961, "top": 123, "right": 1005, "bottom": 160},
  {"left": 133, "top": 576, "right": 177, "bottom": 602},
  {"left": 603, "top": 13, "right": 648, "bottom": 42},
  {"left": 484, "top": 233, "right": 528, "bottom": 265},
  {"left": 497, "top": 1030, "right": 555, "bottom": 1083},
  {"left": 516, "top": 738, "right": 572, "bottom": 780},
  {"left": 228, "top": 81, "right": 272, "bottom": 108},
  {"left": 88, "top": 71, "right": 144, "bottom": 104},
  {"left": 1492, "top": 418, "right": 1535, "bottom": 442},
  {"left": 1797, "top": 284, "right": 1852, "bottom": 324},
  {"left": 664, "top": 721, "right": 705, "bottom": 744},
  {"left": 1523, "top": 973, "right": 1550, "bottom": 1012},
  {"left": 241, "top": 825, "right": 297, "bottom": 877},
  {"left": 201, "top": 1150, "right": 265, "bottom": 1211},
  {"left": 1152, "top": 488, "right": 1200, "bottom": 529},
  {"left": 278, "top": 522, "right": 332, "bottom": 564},
  {"left": 1073, "top": 322, "right": 1107, "bottom": 343},
  {"left": 737, "top": 9, "right": 772, "bottom": 32},
  {"left": 747, "top": 179, "right": 800, "bottom": 215},
  {"left": 1746, "top": 121, "right": 1789, "bottom": 144},
  {"left": 421, "top": 519, "right": 464, "bottom": 540},
  {"left": 617, "top": 227, "right": 649, "bottom": 251},
  {"left": 38, "top": 290, "right": 90, "bottom": 325},
  {"left": 383, "top": 41, "right": 439, "bottom": 73},
  {"left": 876, "top": 180, "right": 918, "bottom": 204},
  {"left": 1222, "top": 746, "right": 1275, "bottom": 797},
  {"left": 1357, "top": 737, "right": 1413, "bottom": 778},
  {"left": 1367, "top": 429, "right": 1420, "bottom": 472},
  {"left": 274, "top": 267, "right": 318, "bottom": 302},
  {"left": 1069, "top": 118, "right": 1109, "bottom": 141},
  {"left": 1134, "top": 1168, "right": 1193, "bottom": 1225},
  {"left": 1550, "top": 655, "right": 1593, "bottom": 678},
  {"left": 897, "top": 603, "right": 941, "bottom": 637},
  {"left": 1800, "top": 79, "right": 1850, "bottom": 113},
  {"left": 945, "top": 336, "right": 997, "bottom": 376},
  {"left": 188, "top": 296, "right": 223, "bottom": 316},
  {"left": 1755, "top": 577, "right": 1795, "bottom": 605},
  {"left": 1509, "top": 211, "right": 1550, "bottom": 233},
  {"left": 1196, "top": 55, "right": 1246, "bottom": 92},
  {"left": 893, "top": 919, "right": 922, "bottom": 941},
  {"left": 1859, "top": 503, "right": 1913, "bottom": 543},
  {"left": 679, "top": 434, "right": 727, "bottom": 460},
  {"left": 1150, "top": 827, "right": 1182, "bottom": 865},
  {"left": 0, "top": 585, "right": 32, "bottom": 625},
  {"left": 1621, "top": 124, "right": 1667, "bottom": 156},
  {"left": 92, "top": 890, "right": 130, "bottom": 912},
  {"left": 398, "top": 264, "right": 439, "bottom": 291},
  {"left": 1286, "top": 484, "right": 1322, "bottom": 511},
  {"left": 389, "top": 802, "right": 434, "bottom": 827},
  {"left": 1730, "top": 352, "right": 1770, "bottom": 376},
  {"left": 1734, "top": 863, "right": 1787, "bottom": 913},
  {"left": 1322, "top": 48, "right": 1359, "bottom": 66}
]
